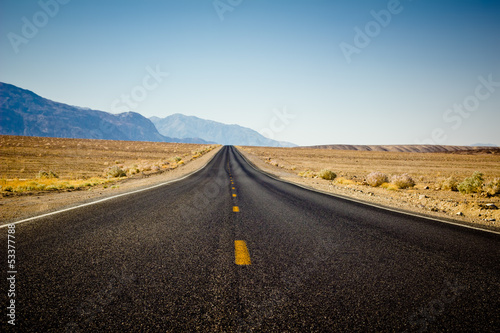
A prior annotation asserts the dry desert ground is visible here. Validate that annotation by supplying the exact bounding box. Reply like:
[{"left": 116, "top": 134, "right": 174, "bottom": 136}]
[
  {"left": 0, "top": 135, "right": 220, "bottom": 222},
  {"left": 238, "top": 146, "right": 500, "bottom": 232}
]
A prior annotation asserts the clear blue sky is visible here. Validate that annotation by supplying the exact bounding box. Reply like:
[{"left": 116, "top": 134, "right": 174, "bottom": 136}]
[{"left": 1, "top": 0, "right": 499, "bottom": 146}]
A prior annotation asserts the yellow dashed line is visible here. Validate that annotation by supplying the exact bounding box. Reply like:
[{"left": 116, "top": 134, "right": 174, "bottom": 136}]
[
  {"left": 234, "top": 240, "right": 251, "bottom": 265},
  {"left": 232, "top": 187, "right": 235, "bottom": 190},
  {"left": 233, "top": 206, "right": 240, "bottom": 212},
  {"left": 232, "top": 194, "right": 237, "bottom": 197}
]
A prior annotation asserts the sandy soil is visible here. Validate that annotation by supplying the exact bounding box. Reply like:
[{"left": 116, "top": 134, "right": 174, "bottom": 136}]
[
  {"left": 0, "top": 135, "right": 216, "bottom": 179},
  {"left": 238, "top": 147, "right": 500, "bottom": 233},
  {"left": 0, "top": 146, "right": 222, "bottom": 224}
]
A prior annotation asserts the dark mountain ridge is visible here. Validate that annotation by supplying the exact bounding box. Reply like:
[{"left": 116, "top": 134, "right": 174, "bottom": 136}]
[{"left": 0, "top": 82, "right": 207, "bottom": 143}]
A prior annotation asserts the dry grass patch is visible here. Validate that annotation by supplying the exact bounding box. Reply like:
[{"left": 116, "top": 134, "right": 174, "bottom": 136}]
[
  {"left": 380, "top": 182, "right": 400, "bottom": 191},
  {"left": 0, "top": 177, "right": 114, "bottom": 193}
]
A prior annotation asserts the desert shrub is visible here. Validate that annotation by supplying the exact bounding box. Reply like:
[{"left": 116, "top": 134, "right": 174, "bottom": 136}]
[
  {"left": 441, "top": 177, "right": 459, "bottom": 191},
  {"left": 298, "top": 170, "right": 317, "bottom": 178},
  {"left": 484, "top": 178, "right": 500, "bottom": 196},
  {"left": 391, "top": 174, "right": 415, "bottom": 189},
  {"left": 127, "top": 168, "right": 139, "bottom": 175},
  {"left": 366, "top": 172, "right": 388, "bottom": 187},
  {"left": 37, "top": 170, "right": 58, "bottom": 179},
  {"left": 319, "top": 169, "right": 336, "bottom": 180},
  {"left": 457, "top": 171, "right": 484, "bottom": 194},
  {"left": 174, "top": 156, "right": 182, "bottom": 162},
  {"left": 106, "top": 166, "right": 126, "bottom": 178}
]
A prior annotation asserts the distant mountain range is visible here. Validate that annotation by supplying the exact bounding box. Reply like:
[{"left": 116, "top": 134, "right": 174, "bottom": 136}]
[
  {"left": 0, "top": 82, "right": 207, "bottom": 143},
  {"left": 0, "top": 82, "right": 296, "bottom": 146},
  {"left": 1, "top": 82, "right": 493, "bottom": 150},
  {"left": 150, "top": 114, "right": 297, "bottom": 147}
]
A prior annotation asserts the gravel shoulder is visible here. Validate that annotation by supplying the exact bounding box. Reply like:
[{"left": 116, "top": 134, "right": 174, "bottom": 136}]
[
  {"left": 0, "top": 146, "right": 222, "bottom": 224},
  {"left": 237, "top": 147, "right": 500, "bottom": 233}
]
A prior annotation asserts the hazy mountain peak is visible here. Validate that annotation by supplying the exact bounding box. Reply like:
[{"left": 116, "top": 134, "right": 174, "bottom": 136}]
[{"left": 150, "top": 113, "right": 297, "bottom": 147}]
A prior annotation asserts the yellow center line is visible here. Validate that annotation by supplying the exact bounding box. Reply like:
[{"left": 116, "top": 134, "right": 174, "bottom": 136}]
[
  {"left": 232, "top": 187, "right": 235, "bottom": 190},
  {"left": 232, "top": 194, "right": 237, "bottom": 197},
  {"left": 233, "top": 206, "right": 240, "bottom": 212},
  {"left": 234, "top": 240, "right": 251, "bottom": 265}
]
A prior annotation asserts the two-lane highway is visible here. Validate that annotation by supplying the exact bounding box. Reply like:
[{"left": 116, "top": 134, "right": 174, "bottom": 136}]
[{"left": 2, "top": 146, "right": 499, "bottom": 332}]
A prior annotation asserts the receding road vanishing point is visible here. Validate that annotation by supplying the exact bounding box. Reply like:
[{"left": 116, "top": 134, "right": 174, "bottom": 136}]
[{"left": 2, "top": 146, "right": 499, "bottom": 332}]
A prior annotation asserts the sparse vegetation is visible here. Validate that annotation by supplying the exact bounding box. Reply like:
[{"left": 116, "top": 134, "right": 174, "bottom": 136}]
[
  {"left": 380, "top": 182, "right": 399, "bottom": 191},
  {"left": 106, "top": 166, "right": 127, "bottom": 178},
  {"left": 319, "top": 169, "right": 336, "bottom": 180},
  {"left": 0, "top": 136, "right": 218, "bottom": 195},
  {"left": 390, "top": 173, "right": 415, "bottom": 189},
  {"left": 485, "top": 178, "right": 500, "bottom": 196},
  {"left": 440, "top": 176, "right": 459, "bottom": 191},
  {"left": 457, "top": 171, "right": 484, "bottom": 194},
  {"left": 335, "top": 177, "right": 356, "bottom": 185},
  {"left": 239, "top": 146, "right": 500, "bottom": 227},
  {"left": 366, "top": 172, "right": 388, "bottom": 187},
  {"left": 298, "top": 170, "right": 317, "bottom": 178},
  {"left": 0, "top": 177, "right": 113, "bottom": 193},
  {"left": 37, "top": 170, "right": 59, "bottom": 179}
]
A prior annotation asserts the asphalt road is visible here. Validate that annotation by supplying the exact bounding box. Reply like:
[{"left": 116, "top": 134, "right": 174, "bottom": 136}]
[{"left": 2, "top": 146, "right": 499, "bottom": 332}]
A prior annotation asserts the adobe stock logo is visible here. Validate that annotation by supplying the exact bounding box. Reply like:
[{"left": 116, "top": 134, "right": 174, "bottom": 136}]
[
  {"left": 213, "top": 0, "right": 243, "bottom": 21},
  {"left": 416, "top": 74, "right": 499, "bottom": 145},
  {"left": 339, "top": 0, "right": 414, "bottom": 64},
  {"left": 111, "top": 65, "right": 169, "bottom": 113},
  {"left": 259, "top": 107, "right": 296, "bottom": 140},
  {"left": 7, "top": 0, "right": 71, "bottom": 54}
]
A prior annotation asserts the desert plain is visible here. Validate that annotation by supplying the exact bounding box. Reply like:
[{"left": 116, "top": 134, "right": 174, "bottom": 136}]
[
  {"left": 0, "top": 135, "right": 219, "bottom": 222},
  {"left": 1, "top": 135, "right": 499, "bottom": 231},
  {"left": 238, "top": 145, "right": 500, "bottom": 231}
]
